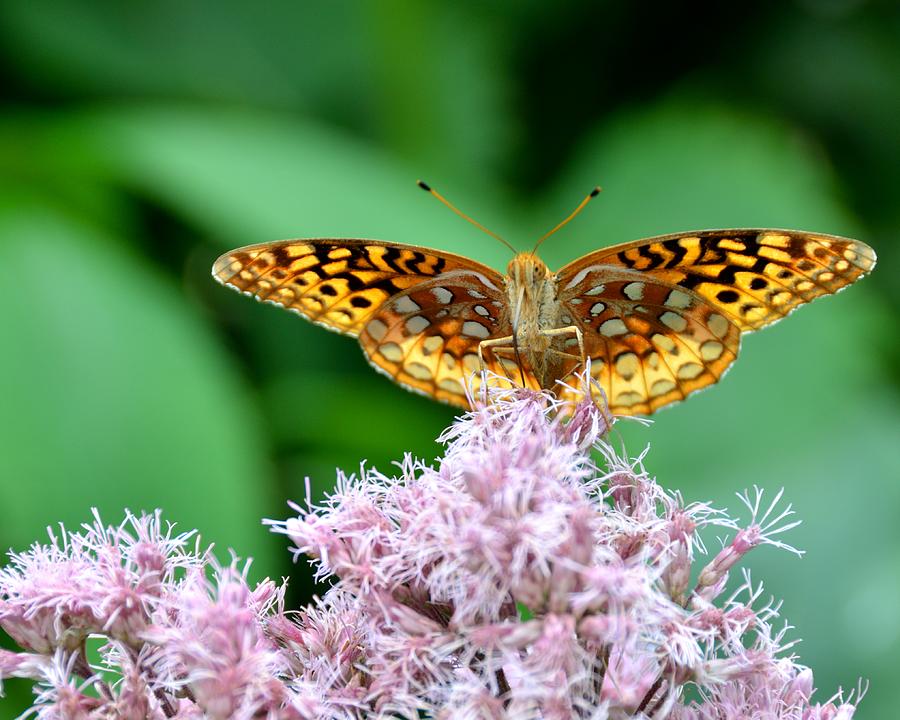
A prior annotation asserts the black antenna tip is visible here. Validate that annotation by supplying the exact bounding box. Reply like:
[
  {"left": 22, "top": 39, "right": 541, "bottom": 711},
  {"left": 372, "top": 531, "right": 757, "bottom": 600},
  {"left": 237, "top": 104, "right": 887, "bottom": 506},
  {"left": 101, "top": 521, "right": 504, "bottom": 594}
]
[
  {"left": 417, "top": 180, "right": 432, "bottom": 192},
  {"left": 590, "top": 186, "right": 602, "bottom": 197}
]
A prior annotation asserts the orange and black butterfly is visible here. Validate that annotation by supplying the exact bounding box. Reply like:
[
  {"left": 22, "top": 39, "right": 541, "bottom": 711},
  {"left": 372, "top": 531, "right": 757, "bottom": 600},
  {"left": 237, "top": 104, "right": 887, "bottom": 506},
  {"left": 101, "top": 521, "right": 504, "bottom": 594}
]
[{"left": 212, "top": 184, "right": 876, "bottom": 415}]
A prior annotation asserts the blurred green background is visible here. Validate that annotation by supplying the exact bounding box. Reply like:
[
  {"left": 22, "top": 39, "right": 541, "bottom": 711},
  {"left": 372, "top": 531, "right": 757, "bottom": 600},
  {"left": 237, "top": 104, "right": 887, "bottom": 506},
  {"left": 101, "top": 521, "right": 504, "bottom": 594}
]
[{"left": 0, "top": 0, "right": 898, "bottom": 716}]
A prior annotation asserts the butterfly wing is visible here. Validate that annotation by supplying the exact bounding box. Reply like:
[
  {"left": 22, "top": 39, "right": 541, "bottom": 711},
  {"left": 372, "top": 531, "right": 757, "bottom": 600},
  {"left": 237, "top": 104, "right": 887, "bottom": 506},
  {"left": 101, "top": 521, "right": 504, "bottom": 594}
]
[
  {"left": 556, "top": 229, "right": 876, "bottom": 414},
  {"left": 213, "top": 239, "right": 530, "bottom": 407},
  {"left": 358, "top": 272, "right": 542, "bottom": 407}
]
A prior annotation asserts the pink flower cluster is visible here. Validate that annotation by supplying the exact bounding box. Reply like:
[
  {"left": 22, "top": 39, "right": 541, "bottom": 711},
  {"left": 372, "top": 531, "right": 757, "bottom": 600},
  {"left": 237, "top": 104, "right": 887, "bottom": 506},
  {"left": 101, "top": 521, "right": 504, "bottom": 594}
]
[{"left": 1, "top": 383, "right": 862, "bottom": 718}]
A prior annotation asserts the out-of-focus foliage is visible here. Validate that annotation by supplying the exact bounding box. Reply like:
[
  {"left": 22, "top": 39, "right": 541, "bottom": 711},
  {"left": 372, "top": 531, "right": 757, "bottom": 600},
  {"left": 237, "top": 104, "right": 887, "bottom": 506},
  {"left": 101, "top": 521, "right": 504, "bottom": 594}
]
[{"left": 0, "top": 1, "right": 896, "bottom": 717}]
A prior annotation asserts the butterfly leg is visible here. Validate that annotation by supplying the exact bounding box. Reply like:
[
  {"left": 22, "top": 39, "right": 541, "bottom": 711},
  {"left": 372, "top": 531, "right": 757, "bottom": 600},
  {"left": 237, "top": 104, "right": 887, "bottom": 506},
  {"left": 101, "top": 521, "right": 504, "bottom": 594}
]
[
  {"left": 541, "top": 325, "right": 613, "bottom": 426},
  {"left": 477, "top": 335, "right": 518, "bottom": 385}
]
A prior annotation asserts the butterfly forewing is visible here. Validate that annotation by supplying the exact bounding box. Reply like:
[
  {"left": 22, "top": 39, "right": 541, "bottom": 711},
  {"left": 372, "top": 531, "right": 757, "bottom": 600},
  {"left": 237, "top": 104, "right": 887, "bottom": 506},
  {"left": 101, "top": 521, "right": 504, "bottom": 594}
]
[
  {"left": 212, "top": 239, "right": 505, "bottom": 338},
  {"left": 559, "top": 230, "right": 876, "bottom": 332}
]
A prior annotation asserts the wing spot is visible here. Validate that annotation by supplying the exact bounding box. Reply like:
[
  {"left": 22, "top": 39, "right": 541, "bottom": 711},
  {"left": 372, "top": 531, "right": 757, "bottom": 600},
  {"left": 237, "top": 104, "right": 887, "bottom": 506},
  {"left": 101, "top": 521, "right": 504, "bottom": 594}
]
[
  {"left": 442, "top": 353, "right": 457, "bottom": 370},
  {"left": 327, "top": 247, "right": 352, "bottom": 260},
  {"left": 367, "top": 319, "right": 388, "bottom": 341},
  {"left": 835, "top": 259, "right": 850, "bottom": 272},
  {"left": 700, "top": 341, "right": 724, "bottom": 361},
  {"left": 431, "top": 287, "right": 453, "bottom": 304},
  {"left": 616, "top": 391, "right": 644, "bottom": 406},
  {"left": 664, "top": 290, "right": 692, "bottom": 309},
  {"left": 647, "top": 352, "right": 660, "bottom": 370},
  {"left": 677, "top": 362, "right": 704, "bottom": 380},
  {"left": 707, "top": 313, "right": 729, "bottom": 339},
  {"left": 590, "top": 302, "right": 606, "bottom": 316},
  {"left": 379, "top": 342, "right": 404, "bottom": 362},
  {"left": 796, "top": 280, "right": 815, "bottom": 292},
  {"left": 405, "top": 316, "right": 431, "bottom": 334},
  {"left": 716, "top": 290, "right": 740, "bottom": 304},
  {"left": 422, "top": 336, "right": 443, "bottom": 354},
  {"left": 474, "top": 305, "right": 491, "bottom": 317},
  {"left": 650, "top": 379, "right": 676, "bottom": 396},
  {"left": 350, "top": 296, "right": 372, "bottom": 308},
  {"left": 660, "top": 311, "right": 687, "bottom": 332},
  {"left": 394, "top": 295, "right": 421, "bottom": 313},
  {"left": 817, "top": 271, "right": 835, "bottom": 283},
  {"left": 651, "top": 334, "right": 676, "bottom": 353},
  {"left": 600, "top": 318, "right": 628, "bottom": 337},
  {"left": 468, "top": 289, "right": 487, "bottom": 299},
  {"left": 623, "top": 282, "right": 645, "bottom": 300},
  {"left": 439, "top": 378, "right": 464, "bottom": 394},
  {"left": 749, "top": 278, "right": 767, "bottom": 290},
  {"left": 462, "top": 321, "right": 490, "bottom": 339},
  {"left": 462, "top": 354, "right": 480, "bottom": 372},
  {"left": 585, "top": 284, "right": 606, "bottom": 296},
  {"left": 405, "top": 362, "right": 433, "bottom": 381},
  {"left": 760, "top": 233, "right": 790, "bottom": 248},
  {"left": 614, "top": 352, "right": 639, "bottom": 381}
]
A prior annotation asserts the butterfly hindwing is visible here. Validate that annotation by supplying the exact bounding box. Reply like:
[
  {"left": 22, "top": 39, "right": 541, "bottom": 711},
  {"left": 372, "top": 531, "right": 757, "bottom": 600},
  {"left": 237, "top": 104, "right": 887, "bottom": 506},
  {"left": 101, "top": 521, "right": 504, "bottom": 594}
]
[
  {"left": 558, "top": 267, "right": 741, "bottom": 414},
  {"left": 358, "top": 273, "right": 540, "bottom": 407}
]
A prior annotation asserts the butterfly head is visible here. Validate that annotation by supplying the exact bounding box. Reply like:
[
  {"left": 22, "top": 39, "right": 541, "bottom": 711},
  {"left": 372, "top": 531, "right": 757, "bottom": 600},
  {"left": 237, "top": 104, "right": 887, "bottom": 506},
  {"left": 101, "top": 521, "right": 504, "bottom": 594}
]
[{"left": 507, "top": 252, "right": 552, "bottom": 288}]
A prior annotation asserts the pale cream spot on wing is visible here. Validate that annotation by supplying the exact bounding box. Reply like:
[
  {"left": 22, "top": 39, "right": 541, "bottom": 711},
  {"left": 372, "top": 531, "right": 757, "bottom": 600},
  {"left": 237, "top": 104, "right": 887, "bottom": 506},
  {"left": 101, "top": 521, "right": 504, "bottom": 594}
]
[
  {"left": 650, "top": 379, "right": 676, "bottom": 396},
  {"left": 843, "top": 248, "right": 858, "bottom": 261},
  {"left": 624, "top": 282, "right": 645, "bottom": 300},
  {"left": 439, "top": 378, "right": 464, "bottom": 394},
  {"left": 367, "top": 319, "right": 388, "bottom": 341},
  {"left": 817, "top": 271, "right": 834, "bottom": 283},
  {"left": 380, "top": 342, "right": 404, "bottom": 362},
  {"left": 660, "top": 311, "right": 687, "bottom": 332},
  {"left": 707, "top": 313, "right": 729, "bottom": 339},
  {"left": 406, "top": 362, "right": 433, "bottom": 381},
  {"left": 665, "top": 290, "right": 693, "bottom": 309},
  {"left": 600, "top": 318, "right": 628, "bottom": 337},
  {"left": 770, "top": 291, "right": 792, "bottom": 305},
  {"left": 462, "top": 321, "right": 490, "bottom": 339},
  {"left": 700, "top": 341, "right": 724, "bottom": 361},
  {"left": 796, "top": 280, "right": 815, "bottom": 292},
  {"left": 590, "top": 302, "right": 606, "bottom": 316},
  {"left": 835, "top": 259, "right": 850, "bottom": 272},
  {"left": 474, "top": 305, "right": 490, "bottom": 317},
  {"left": 615, "top": 352, "right": 639, "bottom": 380},
  {"left": 651, "top": 334, "right": 676, "bottom": 353},
  {"left": 394, "top": 295, "right": 421, "bottom": 313},
  {"left": 431, "top": 286, "right": 453, "bottom": 304},
  {"left": 405, "top": 316, "right": 430, "bottom": 334},
  {"left": 585, "top": 284, "right": 606, "bottom": 296},
  {"left": 422, "top": 336, "right": 443, "bottom": 354},
  {"left": 463, "top": 354, "right": 480, "bottom": 372},
  {"left": 647, "top": 352, "right": 660, "bottom": 370},
  {"left": 677, "top": 362, "right": 704, "bottom": 380},
  {"left": 468, "top": 289, "right": 487, "bottom": 299},
  {"left": 616, "top": 391, "right": 644, "bottom": 406},
  {"left": 442, "top": 353, "right": 457, "bottom": 370},
  {"left": 564, "top": 337, "right": 579, "bottom": 348}
]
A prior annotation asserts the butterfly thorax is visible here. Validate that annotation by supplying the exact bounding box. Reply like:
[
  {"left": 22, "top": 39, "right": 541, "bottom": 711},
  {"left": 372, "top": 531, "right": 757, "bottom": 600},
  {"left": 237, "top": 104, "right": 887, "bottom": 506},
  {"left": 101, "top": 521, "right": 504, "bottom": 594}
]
[{"left": 505, "top": 252, "right": 564, "bottom": 386}]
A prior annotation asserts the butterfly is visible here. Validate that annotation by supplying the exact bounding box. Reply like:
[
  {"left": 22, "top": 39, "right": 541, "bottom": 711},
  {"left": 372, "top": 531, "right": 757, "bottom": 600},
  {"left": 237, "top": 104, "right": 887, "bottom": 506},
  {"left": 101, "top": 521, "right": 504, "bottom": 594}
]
[{"left": 212, "top": 185, "right": 876, "bottom": 415}]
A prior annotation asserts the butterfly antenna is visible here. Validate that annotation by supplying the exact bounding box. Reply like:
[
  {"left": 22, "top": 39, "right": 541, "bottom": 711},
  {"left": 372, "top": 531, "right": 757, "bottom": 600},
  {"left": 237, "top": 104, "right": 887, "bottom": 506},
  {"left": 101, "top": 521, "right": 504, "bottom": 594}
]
[
  {"left": 417, "top": 180, "right": 517, "bottom": 253},
  {"left": 532, "top": 186, "right": 602, "bottom": 253}
]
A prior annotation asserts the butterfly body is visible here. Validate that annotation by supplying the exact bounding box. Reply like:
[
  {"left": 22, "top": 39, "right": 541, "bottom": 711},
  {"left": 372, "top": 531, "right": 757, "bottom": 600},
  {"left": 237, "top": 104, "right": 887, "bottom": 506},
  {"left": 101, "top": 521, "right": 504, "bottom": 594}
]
[{"left": 213, "top": 228, "right": 875, "bottom": 415}]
